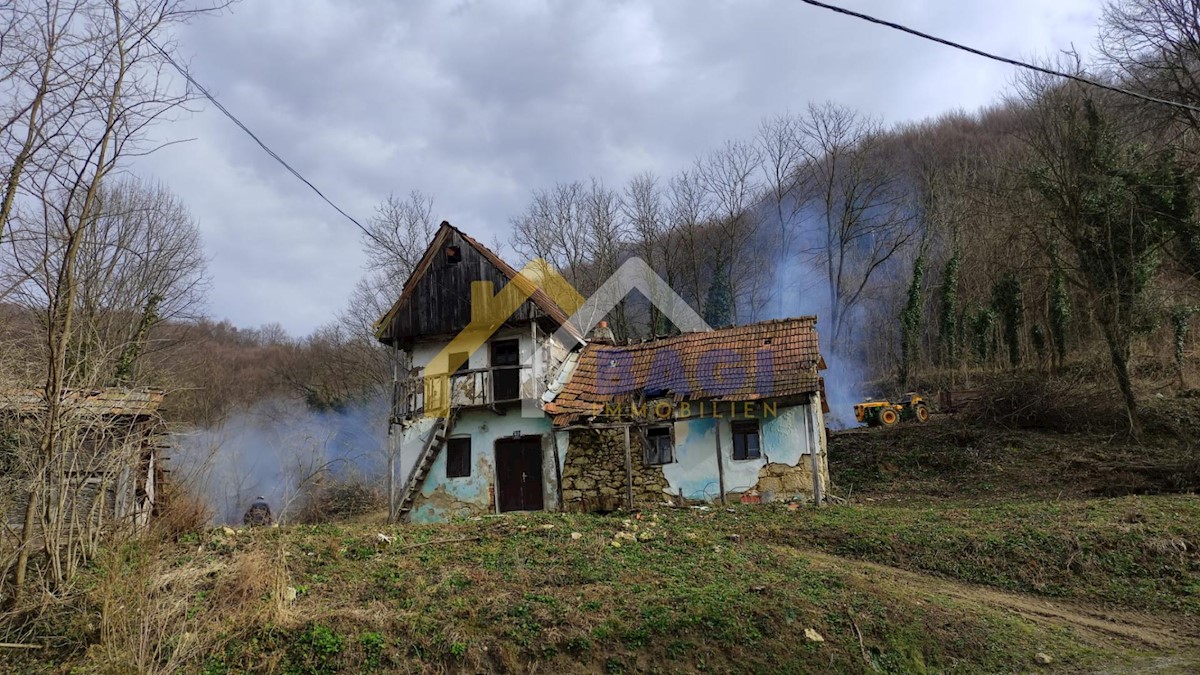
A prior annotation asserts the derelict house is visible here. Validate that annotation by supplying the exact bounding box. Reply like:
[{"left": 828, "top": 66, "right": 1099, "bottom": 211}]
[
  {"left": 0, "top": 388, "right": 167, "bottom": 548},
  {"left": 375, "top": 222, "right": 587, "bottom": 522},
  {"left": 375, "top": 222, "right": 829, "bottom": 524}
]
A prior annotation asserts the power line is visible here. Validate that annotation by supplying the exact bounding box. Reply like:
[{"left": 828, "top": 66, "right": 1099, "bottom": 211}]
[
  {"left": 797, "top": 0, "right": 1200, "bottom": 115},
  {"left": 109, "top": 2, "right": 389, "bottom": 249}
]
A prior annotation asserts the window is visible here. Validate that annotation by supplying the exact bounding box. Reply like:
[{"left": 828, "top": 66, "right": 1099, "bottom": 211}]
[
  {"left": 445, "top": 245, "right": 462, "bottom": 264},
  {"left": 446, "top": 437, "right": 471, "bottom": 478},
  {"left": 732, "top": 420, "right": 761, "bottom": 460},
  {"left": 644, "top": 426, "right": 674, "bottom": 465},
  {"left": 490, "top": 339, "right": 521, "bottom": 401}
]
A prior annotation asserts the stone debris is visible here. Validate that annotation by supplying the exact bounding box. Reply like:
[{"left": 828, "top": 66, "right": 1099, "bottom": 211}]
[
  {"left": 376, "top": 533, "right": 394, "bottom": 544},
  {"left": 570, "top": 532, "right": 582, "bottom": 540},
  {"left": 804, "top": 628, "right": 825, "bottom": 643},
  {"left": 1035, "top": 653, "right": 1053, "bottom": 665},
  {"left": 221, "top": 527, "right": 236, "bottom": 537}
]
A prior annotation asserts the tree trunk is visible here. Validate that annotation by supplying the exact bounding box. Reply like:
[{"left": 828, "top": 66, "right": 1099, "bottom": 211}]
[{"left": 1101, "top": 323, "right": 1141, "bottom": 440}]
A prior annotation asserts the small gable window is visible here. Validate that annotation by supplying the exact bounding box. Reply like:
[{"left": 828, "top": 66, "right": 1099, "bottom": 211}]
[
  {"left": 445, "top": 245, "right": 462, "bottom": 264},
  {"left": 644, "top": 426, "right": 674, "bottom": 466},
  {"left": 732, "top": 420, "right": 761, "bottom": 460},
  {"left": 446, "top": 437, "right": 471, "bottom": 478}
]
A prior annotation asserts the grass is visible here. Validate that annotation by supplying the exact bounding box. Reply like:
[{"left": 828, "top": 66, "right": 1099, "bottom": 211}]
[
  {"left": 8, "top": 417, "right": 1200, "bottom": 673},
  {"left": 748, "top": 496, "right": 1200, "bottom": 615},
  {"left": 13, "top": 497, "right": 1198, "bottom": 674}
]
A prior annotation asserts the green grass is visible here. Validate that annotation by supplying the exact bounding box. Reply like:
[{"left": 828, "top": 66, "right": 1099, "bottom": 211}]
[
  {"left": 31, "top": 497, "right": 1198, "bottom": 674},
  {"left": 747, "top": 495, "right": 1200, "bottom": 615}
]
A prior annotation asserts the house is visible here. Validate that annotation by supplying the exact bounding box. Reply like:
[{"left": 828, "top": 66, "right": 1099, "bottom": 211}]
[
  {"left": 375, "top": 222, "right": 829, "bottom": 524},
  {"left": 0, "top": 387, "right": 167, "bottom": 546}
]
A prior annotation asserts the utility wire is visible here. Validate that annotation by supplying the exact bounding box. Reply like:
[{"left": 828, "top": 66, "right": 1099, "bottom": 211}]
[
  {"left": 797, "top": 0, "right": 1200, "bottom": 115},
  {"left": 109, "top": 2, "right": 389, "bottom": 249}
]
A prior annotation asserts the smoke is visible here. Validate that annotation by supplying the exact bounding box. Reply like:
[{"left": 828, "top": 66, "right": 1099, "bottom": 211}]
[
  {"left": 752, "top": 200, "right": 899, "bottom": 429},
  {"left": 171, "top": 396, "right": 388, "bottom": 524}
]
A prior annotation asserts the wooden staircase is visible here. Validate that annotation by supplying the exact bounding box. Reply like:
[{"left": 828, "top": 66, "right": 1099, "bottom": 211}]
[{"left": 396, "top": 413, "right": 455, "bottom": 519}]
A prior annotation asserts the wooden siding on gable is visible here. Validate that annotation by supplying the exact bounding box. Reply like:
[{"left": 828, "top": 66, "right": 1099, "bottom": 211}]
[{"left": 378, "top": 225, "right": 580, "bottom": 347}]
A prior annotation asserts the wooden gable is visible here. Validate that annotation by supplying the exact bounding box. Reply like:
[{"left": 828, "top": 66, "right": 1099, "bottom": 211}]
[{"left": 375, "top": 222, "right": 583, "bottom": 348}]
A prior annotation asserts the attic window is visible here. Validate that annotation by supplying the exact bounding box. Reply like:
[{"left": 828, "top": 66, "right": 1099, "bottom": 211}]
[
  {"left": 445, "top": 245, "right": 462, "bottom": 264},
  {"left": 763, "top": 337, "right": 773, "bottom": 345}
]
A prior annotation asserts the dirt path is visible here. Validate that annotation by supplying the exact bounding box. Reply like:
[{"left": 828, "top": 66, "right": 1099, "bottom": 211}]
[{"left": 788, "top": 548, "right": 1198, "bottom": 652}]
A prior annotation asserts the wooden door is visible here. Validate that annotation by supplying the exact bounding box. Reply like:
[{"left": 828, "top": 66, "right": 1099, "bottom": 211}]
[
  {"left": 495, "top": 436, "right": 544, "bottom": 512},
  {"left": 490, "top": 339, "right": 521, "bottom": 401}
]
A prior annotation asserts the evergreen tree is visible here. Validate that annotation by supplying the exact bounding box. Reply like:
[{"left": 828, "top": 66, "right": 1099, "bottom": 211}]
[{"left": 703, "top": 261, "right": 734, "bottom": 328}]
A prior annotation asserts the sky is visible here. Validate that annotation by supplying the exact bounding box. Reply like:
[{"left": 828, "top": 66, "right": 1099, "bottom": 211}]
[{"left": 134, "top": 0, "right": 1103, "bottom": 336}]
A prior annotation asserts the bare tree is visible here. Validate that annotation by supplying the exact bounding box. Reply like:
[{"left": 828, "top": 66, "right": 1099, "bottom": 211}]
[
  {"left": 0, "top": 0, "right": 225, "bottom": 599},
  {"left": 623, "top": 171, "right": 675, "bottom": 334},
  {"left": 511, "top": 181, "right": 592, "bottom": 291},
  {"left": 696, "top": 139, "right": 763, "bottom": 320},
  {"left": 757, "top": 112, "right": 807, "bottom": 255},
  {"left": 665, "top": 168, "right": 712, "bottom": 312},
  {"left": 1100, "top": 0, "right": 1200, "bottom": 136},
  {"left": 798, "top": 101, "right": 917, "bottom": 345}
]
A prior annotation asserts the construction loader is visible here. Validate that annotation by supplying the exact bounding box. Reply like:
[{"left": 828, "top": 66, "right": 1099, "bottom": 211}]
[{"left": 854, "top": 393, "right": 931, "bottom": 428}]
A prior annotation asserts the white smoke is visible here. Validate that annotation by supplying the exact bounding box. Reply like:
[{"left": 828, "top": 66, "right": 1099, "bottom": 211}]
[{"left": 171, "top": 396, "right": 388, "bottom": 524}]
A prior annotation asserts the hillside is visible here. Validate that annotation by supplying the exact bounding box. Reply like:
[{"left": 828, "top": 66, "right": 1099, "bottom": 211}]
[{"left": 10, "top": 415, "right": 1200, "bottom": 674}]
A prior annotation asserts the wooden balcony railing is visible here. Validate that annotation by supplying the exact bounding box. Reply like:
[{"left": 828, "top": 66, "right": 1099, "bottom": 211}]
[{"left": 393, "top": 365, "right": 533, "bottom": 419}]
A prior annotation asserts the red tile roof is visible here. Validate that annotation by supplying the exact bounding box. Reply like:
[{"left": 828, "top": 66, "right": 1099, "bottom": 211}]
[{"left": 545, "top": 317, "right": 821, "bottom": 425}]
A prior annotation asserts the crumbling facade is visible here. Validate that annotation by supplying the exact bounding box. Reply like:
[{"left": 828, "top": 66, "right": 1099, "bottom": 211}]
[{"left": 375, "top": 222, "right": 829, "bottom": 524}]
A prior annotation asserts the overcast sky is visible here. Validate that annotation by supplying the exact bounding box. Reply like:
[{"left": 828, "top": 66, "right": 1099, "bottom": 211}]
[{"left": 134, "top": 0, "right": 1103, "bottom": 336}]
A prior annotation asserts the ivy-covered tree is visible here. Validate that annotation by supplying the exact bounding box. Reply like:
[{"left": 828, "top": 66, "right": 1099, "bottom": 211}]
[
  {"left": 1171, "top": 306, "right": 1198, "bottom": 389},
  {"left": 1048, "top": 259, "right": 1072, "bottom": 370},
  {"left": 899, "top": 251, "right": 927, "bottom": 388},
  {"left": 1030, "top": 323, "right": 1047, "bottom": 367},
  {"left": 991, "top": 273, "right": 1024, "bottom": 368},
  {"left": 970, "top": 305, "right": 997, "bottom": 365},
  {"left": 937, "top": 248, "right": 960, "bottom": 366},
  {"left": 1029, "top": 95, "right": 1194, "bottom": 438}
]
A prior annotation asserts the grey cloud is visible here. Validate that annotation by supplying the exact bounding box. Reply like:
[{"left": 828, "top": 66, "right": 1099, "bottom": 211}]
[{"left": 134, "top": 0, "right": 1102, "bottom": 334}]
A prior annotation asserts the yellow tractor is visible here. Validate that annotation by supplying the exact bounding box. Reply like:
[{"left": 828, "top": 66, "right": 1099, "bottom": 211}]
[{"left": 854, "top": 393, "right": 931, "bottom": 428}]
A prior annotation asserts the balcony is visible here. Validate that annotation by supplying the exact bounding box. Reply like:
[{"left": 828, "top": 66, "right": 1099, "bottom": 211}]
[{"left": 394, "top": 365, "right": 534, "bottom": 419}]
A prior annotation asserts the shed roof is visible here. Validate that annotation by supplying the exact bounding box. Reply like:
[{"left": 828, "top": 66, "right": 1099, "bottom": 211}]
[
  {"left": 0, "top": 388, "right": 165, "bottom": 417},
  {"left": 545, "top": 317, "right": 822, "bottom": 425}
]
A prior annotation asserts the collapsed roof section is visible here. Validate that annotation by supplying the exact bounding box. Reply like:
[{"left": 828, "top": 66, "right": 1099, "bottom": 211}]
[{"left": 545, "top": 317, "right": 824, "bottom": 425}]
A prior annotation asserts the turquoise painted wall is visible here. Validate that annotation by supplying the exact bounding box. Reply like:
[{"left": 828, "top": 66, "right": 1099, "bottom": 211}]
[
  {"left": 406, "top": 409, "right": 559, "bottom": 523},
  {"left": 661, "top": 403, "right": 815, "bottom": 502}
]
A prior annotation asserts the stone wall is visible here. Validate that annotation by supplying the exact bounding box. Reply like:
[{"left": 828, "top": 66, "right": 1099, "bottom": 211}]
[
  {"left": 561, "top": 429, "right": 670, "bottom": 512},
  {"left": 750, "top": 461, "right": 819, "bottom": 501}
]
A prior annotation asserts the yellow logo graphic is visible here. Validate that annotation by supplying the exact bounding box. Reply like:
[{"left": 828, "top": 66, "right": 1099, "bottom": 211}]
[{"left": 423, "top": 259, "right": 584, "bottom": 418}]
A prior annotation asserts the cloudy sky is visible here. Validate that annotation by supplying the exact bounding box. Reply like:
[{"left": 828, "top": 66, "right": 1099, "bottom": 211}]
[{"left": 135, "top": 0, "right": 1103, "bottom": 336}]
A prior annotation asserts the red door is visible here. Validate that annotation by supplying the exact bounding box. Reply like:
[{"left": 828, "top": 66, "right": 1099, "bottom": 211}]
[{"left": 495, "top": 437, "right": 544, "bottom": 512}]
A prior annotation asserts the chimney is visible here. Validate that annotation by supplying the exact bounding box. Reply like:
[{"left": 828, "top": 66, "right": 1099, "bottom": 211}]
[{"left": 589, "top": 320, "right": 615, "bottom": 344}]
